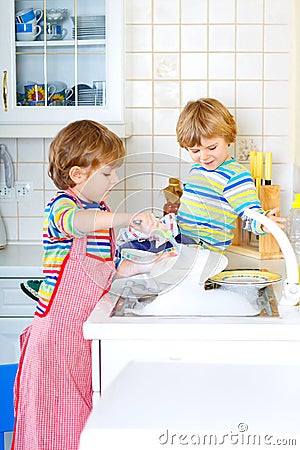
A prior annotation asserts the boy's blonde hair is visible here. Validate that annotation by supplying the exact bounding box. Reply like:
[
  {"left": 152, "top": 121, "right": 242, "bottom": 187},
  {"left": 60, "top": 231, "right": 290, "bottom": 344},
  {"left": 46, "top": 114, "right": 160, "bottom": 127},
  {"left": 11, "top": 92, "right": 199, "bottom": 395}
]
[
  {"left": 49, "top": 120, "right": 125, "bottom": 190},
  {"left": 176, "top": 98, "right": 237, "bottom": 149}
]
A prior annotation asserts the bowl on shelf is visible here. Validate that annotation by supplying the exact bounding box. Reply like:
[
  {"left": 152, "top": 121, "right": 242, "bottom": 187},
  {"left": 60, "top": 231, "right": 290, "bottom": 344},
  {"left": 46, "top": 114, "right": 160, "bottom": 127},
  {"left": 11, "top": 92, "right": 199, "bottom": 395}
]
[{"left": 46, "top": 8, "right": 68, "bottom": 24}]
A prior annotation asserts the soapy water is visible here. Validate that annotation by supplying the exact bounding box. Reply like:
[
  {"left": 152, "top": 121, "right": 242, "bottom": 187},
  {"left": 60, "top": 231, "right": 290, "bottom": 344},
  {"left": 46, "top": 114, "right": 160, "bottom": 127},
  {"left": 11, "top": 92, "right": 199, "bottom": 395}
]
[{"left": 132, "top": 287, "right": 262, "bottom": 316}]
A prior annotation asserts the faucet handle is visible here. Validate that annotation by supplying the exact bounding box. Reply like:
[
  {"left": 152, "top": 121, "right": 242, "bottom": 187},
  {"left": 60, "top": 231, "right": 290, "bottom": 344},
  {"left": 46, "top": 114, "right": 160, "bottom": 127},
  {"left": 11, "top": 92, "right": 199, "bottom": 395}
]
[{"left": 242, "top": 215, "right": 252, "bottom": 231}]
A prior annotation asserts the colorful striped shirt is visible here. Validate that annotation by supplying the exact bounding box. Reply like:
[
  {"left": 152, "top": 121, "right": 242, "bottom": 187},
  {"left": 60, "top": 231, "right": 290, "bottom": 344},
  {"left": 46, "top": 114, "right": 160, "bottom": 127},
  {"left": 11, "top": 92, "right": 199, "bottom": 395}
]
[
  {"left": 177, "top": 158, "right": 266, "bottom": 252},
  {"left": 36, "top": 191, "right": 112, "bottom": 316}
]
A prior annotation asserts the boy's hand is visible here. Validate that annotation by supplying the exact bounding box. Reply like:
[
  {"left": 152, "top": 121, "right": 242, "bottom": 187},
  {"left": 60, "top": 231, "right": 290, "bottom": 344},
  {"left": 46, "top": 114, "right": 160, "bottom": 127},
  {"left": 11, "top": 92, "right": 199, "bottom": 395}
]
[
  {"left": 263, "top": 207, "right": 287, "bottom": 232},
  {"left": 115, "top": 251, "right": 176, "bottom": 278},
  {"left": 129, "top": 212, "right": 159, "bottom": 235}
]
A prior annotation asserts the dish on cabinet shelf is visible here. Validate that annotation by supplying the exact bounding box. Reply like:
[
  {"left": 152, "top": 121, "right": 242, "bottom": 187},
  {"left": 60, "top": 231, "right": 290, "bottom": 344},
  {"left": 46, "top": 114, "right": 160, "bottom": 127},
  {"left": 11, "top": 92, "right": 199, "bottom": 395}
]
[
  {"left": 46, "top": 8, "right": 69, "bottom": 23},
  {"left": 1, "top": 0, "right": 124, "bottom": 124},
  {"left": 71, "top": 15, "right": 106, "bottom": 40},
  {"left": 15, "top": 38, "right": 106, "bottom": 47}
]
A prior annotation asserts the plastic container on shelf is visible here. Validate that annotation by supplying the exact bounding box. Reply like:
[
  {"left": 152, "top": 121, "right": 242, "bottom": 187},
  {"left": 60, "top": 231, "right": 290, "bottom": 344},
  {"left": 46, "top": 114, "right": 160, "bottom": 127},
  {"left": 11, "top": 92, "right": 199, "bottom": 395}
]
[
  {"left": 162, "top": 178, "right": 183, "bottom": 216},
  {"left": 286, "top": 193, "right": 300, "bottom": 283}
]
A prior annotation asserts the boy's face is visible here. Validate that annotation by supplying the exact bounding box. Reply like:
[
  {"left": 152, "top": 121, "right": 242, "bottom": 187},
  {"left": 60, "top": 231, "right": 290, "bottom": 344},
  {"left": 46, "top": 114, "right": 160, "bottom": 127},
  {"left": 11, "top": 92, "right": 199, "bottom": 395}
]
[
  {"left": 187, "top": 136, "right": 231, "bottom": 171},
  {"left": 78, "top": 164, "right": 119, "bottom": 203}
]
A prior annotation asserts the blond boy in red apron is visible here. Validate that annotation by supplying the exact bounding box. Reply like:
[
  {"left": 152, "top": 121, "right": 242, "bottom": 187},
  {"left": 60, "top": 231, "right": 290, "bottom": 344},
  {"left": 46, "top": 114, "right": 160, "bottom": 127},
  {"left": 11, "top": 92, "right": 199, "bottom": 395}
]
[{"left": 12, "top": 120, "right": 160, "bottom": 450}]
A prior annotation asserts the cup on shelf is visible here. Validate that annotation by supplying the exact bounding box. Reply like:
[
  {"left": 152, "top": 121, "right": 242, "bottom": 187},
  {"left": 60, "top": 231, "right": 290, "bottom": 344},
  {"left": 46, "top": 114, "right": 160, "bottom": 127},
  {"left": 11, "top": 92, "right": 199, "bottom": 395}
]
[
  {"left": 40, "top": 23, "right": 68, "bottom": 41},
  {"left": 16, "top": 22, "right": 41, "bottom": 41},
  {"left": 17, "top": 80, "right": 35, "bottom": 89},
  {"left": 16, "top": 91, "right": 26, "bottom": 106},
  {"left": 48, "top": 81, "right": 73, "bottom": 106},
  {"left": 24, "top": 82, "right": 55, "bottom": 106},
  {"left": 16, "top": 8, "right": 43, "bottom": 24},
  {"left": 17, "top": 80, "right": 35, "bottom": 106},
  {"left": 92, "top": 80, "right": 106, "bottom": 106}
]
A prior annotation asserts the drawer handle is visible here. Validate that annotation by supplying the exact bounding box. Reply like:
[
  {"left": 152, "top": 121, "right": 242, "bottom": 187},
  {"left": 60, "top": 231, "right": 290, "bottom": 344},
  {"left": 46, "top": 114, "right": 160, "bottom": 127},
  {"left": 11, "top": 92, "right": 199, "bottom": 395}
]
[{"left": 2, "top": 70, "right": 8, "bottom": 112}]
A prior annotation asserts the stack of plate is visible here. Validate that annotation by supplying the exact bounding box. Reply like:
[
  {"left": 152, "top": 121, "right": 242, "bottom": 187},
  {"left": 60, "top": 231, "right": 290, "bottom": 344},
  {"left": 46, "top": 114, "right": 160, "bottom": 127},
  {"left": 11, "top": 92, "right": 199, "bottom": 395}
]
[
  {"left": 78, "top": 88, "right": 94, "bottom": 105},
  {"left": 68, "top": 84, "right": 106, "bottom": 106},
  {"left": 71, "top": 15, "right": 105, "bottom": 40},
  {"left": 94, "top": 88, "right": 106, "bottom": 106}
]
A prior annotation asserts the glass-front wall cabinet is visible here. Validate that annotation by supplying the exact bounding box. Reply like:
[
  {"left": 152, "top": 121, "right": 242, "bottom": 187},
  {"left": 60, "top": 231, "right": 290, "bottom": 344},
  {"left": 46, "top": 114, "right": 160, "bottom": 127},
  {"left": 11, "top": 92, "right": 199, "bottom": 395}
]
[{"left": 1, "top": 0, "right": 123, "bottom": 125}]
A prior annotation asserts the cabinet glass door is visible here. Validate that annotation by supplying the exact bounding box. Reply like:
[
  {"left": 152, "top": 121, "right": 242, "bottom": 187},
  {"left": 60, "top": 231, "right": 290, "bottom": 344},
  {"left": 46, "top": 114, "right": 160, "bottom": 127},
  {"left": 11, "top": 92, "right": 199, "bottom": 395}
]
[
  {"left": 15, "top": 0, "right": 106, "bottom": 108},
  {"left": 0, "top": 0, "right": 123, "bottom": 125}
]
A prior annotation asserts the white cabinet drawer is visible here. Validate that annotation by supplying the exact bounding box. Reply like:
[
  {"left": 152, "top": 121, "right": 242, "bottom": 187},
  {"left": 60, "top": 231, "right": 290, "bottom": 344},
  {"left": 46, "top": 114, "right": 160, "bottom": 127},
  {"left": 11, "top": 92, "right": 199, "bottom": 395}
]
[
  {"left": 0, "top": 317, "right": 33, "bottom": 363},
  {"left": 0, "top": 278, "right": 38, "bottom": 316}
]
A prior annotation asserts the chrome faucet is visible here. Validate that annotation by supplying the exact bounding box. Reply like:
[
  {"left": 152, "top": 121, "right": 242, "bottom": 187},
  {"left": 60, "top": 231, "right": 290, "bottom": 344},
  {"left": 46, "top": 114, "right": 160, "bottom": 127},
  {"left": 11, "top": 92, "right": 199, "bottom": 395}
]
[
  {"left": 243, "top": 208, "right": 300, "bottom": 306},
  {"left": 0, "top": 144, "right": 14, "bottom": 248},
  {"left": 0, "top": 144, "right": 14, "bottom": 188}
]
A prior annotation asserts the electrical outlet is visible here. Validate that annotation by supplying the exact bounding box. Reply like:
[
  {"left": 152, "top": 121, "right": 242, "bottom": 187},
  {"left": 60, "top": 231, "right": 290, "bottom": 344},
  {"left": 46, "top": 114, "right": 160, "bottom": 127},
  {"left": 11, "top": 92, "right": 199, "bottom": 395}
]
[
  {"left": 15, "top": 182, "right": 33, "bottom": 199},
  {"left": 0, "top": 184, "right": 13, "bottom": 200},
  {"left": 0, "top": 182, "right": 33, "bottom": 201}
]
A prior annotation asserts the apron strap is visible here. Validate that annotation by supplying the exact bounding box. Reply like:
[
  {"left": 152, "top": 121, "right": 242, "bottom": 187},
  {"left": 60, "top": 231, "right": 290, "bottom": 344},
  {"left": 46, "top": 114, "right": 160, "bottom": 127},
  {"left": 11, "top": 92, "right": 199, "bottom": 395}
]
[
  {"left": 69, "top": 235, "right": 87, "bottom": 260},
  {"left": 64, "top": 189, "right": 114, "bottom": 260},
  {"left": 64, "top": 188, "right": 87, "bottom": 260}
]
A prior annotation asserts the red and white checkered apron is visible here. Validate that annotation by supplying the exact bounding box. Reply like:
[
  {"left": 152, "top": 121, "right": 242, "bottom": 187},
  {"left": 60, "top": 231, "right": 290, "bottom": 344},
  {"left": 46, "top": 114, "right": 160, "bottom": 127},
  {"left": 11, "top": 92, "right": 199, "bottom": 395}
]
[{"left": 12, "top": 234, "right": 116, "bottom": 450}]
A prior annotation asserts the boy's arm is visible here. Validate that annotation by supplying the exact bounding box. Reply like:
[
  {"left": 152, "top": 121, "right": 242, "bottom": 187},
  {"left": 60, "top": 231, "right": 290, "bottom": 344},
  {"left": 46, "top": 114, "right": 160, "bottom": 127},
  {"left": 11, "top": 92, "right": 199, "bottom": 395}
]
[
  {"left": 74, "top": 209, "right": 159, "bottom": 235},
  {"left": 224, "top": 172, "right": 285, "bottom": 234},
  {"left": 114, "top": 252, "right": 176, "bottom": 279},
  {"left": 50, "top": 195, "right": 159, "bottom": 237},
  {"left": 74, "top": 210, "right": 133, "bottom": 231},
  {"left": 223, "top": 172, "right": 267, "bottom": 235}
]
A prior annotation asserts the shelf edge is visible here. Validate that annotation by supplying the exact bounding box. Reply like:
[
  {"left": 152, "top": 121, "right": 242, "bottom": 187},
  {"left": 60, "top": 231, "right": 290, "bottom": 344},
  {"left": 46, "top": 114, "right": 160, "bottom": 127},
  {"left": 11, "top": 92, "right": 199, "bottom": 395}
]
[{"left": 0, "top": 122, "right": 132, "bottom": 139}]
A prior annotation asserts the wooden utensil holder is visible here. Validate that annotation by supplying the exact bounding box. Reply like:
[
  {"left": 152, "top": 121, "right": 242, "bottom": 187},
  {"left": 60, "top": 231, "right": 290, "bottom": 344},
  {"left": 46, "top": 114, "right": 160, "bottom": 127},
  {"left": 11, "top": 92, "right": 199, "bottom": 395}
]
[{"left": 229, "top": 185, "right": 283, "bottom": 259}]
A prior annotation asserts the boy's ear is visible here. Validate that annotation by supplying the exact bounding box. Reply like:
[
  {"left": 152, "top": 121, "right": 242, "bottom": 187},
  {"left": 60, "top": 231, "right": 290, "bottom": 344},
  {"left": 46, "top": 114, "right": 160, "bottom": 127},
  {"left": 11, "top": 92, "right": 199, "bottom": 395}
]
[{"left": 69, "top": 166, "right": 85, "bottom": 184}]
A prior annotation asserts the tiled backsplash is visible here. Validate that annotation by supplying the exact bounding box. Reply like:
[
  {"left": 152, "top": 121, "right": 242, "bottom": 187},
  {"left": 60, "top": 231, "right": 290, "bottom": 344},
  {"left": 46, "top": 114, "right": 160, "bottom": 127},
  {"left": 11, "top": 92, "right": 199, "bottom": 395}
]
[{"left": 0, "top": 0, "right": 294, "bottom": 243}]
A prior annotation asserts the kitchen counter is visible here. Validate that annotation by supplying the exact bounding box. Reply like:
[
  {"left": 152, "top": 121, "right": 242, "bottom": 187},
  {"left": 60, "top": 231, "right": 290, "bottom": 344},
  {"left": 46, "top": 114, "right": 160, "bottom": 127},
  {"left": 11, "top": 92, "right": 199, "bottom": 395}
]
[{"left": 0, "top": 244, "right": 43, "bottom": 277}]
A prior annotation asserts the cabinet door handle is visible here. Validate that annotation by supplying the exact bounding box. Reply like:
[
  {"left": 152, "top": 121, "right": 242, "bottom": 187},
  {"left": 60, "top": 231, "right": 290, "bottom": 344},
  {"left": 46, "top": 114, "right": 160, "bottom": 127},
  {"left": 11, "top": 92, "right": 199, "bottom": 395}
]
[{"left": 2, "top": 70, "right": 8, "bottom": 112}]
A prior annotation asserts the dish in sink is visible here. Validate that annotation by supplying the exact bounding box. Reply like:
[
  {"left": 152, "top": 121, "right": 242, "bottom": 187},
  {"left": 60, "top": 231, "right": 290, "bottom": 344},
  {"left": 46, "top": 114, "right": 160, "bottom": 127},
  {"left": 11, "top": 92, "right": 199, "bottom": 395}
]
[{"left": 209, "top": 269, "right": 282, "bottom": 287}]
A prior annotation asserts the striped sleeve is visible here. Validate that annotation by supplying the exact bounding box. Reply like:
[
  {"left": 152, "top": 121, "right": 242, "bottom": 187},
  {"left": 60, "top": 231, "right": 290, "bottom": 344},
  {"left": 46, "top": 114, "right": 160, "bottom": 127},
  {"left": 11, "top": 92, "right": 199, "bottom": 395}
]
[
  {"left": 223, "top": 168, "right": 266, "bottom": 235},
  {"left": 48, "top": 193, "right": 85, "bottom": 238},
  {"left": 177, "top": 159, "right": 268, "bottom": 252}
]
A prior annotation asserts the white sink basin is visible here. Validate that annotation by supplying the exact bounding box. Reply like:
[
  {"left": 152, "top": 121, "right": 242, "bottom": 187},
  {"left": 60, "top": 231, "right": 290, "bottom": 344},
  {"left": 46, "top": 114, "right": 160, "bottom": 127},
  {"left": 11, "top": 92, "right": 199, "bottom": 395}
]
[{"left": 133, "top": 286, "right": 263, "bottom": 316}]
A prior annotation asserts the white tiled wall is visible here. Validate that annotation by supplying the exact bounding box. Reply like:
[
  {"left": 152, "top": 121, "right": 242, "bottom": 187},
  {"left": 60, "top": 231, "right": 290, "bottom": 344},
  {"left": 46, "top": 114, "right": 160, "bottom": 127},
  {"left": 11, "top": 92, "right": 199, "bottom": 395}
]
[{"left": 0, "top": 0, "right": 293, "bottom": 243}]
